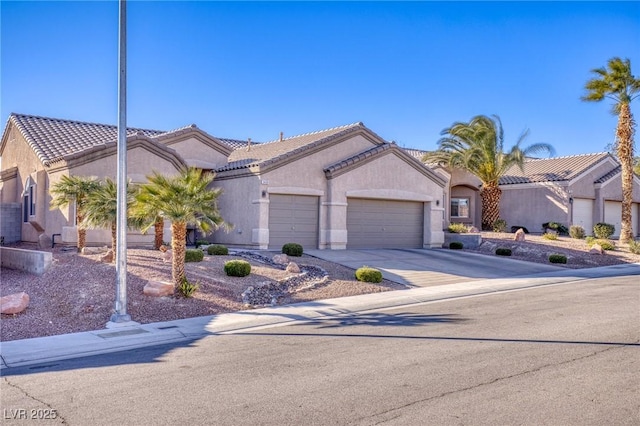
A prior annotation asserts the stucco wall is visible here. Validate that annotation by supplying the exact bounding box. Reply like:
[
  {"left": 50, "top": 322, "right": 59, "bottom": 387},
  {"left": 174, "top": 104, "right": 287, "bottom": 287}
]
[
  {"left": 500, "top": 183, "right": 570, "bottom": 233},
  {"left": 569, "top": 158, "right": 618, "bottom": 198},
  {"left": 212, "top": 175, "right": 261, "bottom": 247},
  {"left": 162, "top": 136, "right": 229, "bottom": 169},
  {"left": 449, "top": 185, "right": 480, "bottom": 228}
]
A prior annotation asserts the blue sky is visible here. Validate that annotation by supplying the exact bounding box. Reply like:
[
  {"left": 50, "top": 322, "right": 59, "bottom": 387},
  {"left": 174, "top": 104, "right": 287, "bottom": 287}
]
[{"left": 2, "top": 1, "right": 639, "bottom": 156}]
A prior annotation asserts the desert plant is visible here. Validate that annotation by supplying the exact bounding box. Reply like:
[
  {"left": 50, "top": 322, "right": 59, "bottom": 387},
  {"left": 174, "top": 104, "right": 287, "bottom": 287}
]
[
  {"left": 586, "top": 237, "right": 616, "bottom": 251},
  {"left": 195, "top": 239, "right": 209, "bottom": 248},
  {"left": 224, "top": 260, "right": 251, "bottom": 277},
  {"left": 177, "top": 277, "right": 199, "bottom": 298},
  {"left": 593, "top": 223, "right": 615, "bottom": 239},
  {"left": 282, "top": 243, "right": 303, "bottom": 257},
  {"left": 449, "top": 241, "right": 464, "bottom": 249},
  {"left": 510, "top": 226, "right": 529, "bottom": 234},
  {"left": 628, "top": 240, "right": 640, "bottom": 255},
  {"left": 447, "top": 223, "right": 468, "bottom": 233},
  {"left": 549, "top": 254, "right": 567, "bottom": 264},
  {"left": 185, "top": 249, "right": 204, "bottom": 262},
  {"left": 355, "top": 266, "right": 383, "bottom": 283},
  {"left": 495, "top": 248, "right": 512, "bottom": 256},
  {"left": 207, "top": 244, "right": 229, "bottom": 255},
  {"left": 542, "top": 222, "right": 569, "bottom": 235},
  {"left": 569, "top": 225, "right": 586, "bottom": 239},
  {"left": 492, "top": 219, "right": 508, "bottom": 233},
  {"left": 542, "top": 232, "right": 558, "bottom": 240}
]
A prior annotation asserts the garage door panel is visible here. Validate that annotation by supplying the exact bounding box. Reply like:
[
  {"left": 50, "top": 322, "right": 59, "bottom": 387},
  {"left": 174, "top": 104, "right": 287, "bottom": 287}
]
[
  {"left": 572, "top": 198, "right": 593, "bottom": 235},
  {"left": 604, "top": 201, "right": 638, "bottom": 237},
  {"left": 347, "top": 198, "right": 423, "bottom": 249},
  {"left": 269, "top": 194, "right": 319, "bottom": 249}
]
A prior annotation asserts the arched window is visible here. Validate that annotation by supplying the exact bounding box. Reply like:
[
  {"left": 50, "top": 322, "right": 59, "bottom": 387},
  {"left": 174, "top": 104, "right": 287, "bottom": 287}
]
[{"left": 22, "top": 176, "right": 35, "bottom": 222}]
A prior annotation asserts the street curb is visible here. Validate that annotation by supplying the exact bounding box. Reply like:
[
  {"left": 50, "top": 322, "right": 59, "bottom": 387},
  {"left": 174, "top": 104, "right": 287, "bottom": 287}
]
[{"left": 1, "top": 263, "right": 639, "bottom": 369}]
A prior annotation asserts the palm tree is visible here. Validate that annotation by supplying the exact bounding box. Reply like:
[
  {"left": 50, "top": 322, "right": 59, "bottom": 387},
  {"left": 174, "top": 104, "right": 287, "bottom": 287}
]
[
  {"left": 135, "top": 167, "right": 230, "bottom": 288},
  {"left": 424, "top": 115, "right": 555, "bottom": 230},
  {"left": 582, "top": 57, "right": 639, "bottom": 242},
  {"left": 82, "top": 178, "right": 139, "bottom": 262},
  {"left": 49, "top": 175, "right": 100, "bottom": 251}
]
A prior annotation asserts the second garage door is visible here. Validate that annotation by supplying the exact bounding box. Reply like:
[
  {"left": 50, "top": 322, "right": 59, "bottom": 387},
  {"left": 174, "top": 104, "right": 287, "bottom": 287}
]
[
  {"left": 268, "top": 194, "right": 319, "bottom": 249},
  {"left": 604, "top": 201, "right": 638, "bottom": 237},
  {"left": 347, "top": 198, "right": 424, "bottom": 249}
]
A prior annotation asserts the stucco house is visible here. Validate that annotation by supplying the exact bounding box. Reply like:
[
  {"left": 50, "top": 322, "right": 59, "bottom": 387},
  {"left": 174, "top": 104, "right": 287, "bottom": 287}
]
[
  {"left": 427, "top": 152, "right": 640, "bottom": 237},
  {"left": 0, "top": 114, "right": 447, "bottom": 249}
]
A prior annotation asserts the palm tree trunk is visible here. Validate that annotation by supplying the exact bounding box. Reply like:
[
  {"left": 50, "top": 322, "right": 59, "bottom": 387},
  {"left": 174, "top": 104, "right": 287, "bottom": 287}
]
[
  {"left": 171, "top": 222, "right": 187, "bottom": 288},
  {"left": 480, "top": 184, "right": 502, "bottom": 231},
  {"left": 77, "top": 213, "right": 86, "bottom": 252},
  {"left": 111, "top": 223, "right": 117, "bottom": 263},
  {"left": 616, "top": 103, "right": 635, "bottom": 243},
  {"left": 154, "top": 217, "right": 164, "bottom": 250}
]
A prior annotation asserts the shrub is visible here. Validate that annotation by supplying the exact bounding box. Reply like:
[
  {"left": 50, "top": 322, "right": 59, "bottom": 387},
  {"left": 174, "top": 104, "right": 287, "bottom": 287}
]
[
  {"left": 495, "top": 248, "right": 512, "bottom": 256},
  {"left": 185, "top": 249, "right": 204, "bottom": 262},
  {"left": 593, "top": 223, "right": 615, "bottom": 239},
  {"left": 282, "top": 243, "right": 303, "bottom": 257},
  {"left": 586, "top": 238, "right": 616, "bottom": 251},
  {"left": 447, "top": 223, "right": 468, "bottom": 233},
  {"left": 178, "top": 277, "right": 199, "bottom": 298},
  {"left": 542, "top": 232, "right": 558, "bottom": 240},
  {"left": 449, "top": 241, "right": 464, "bottom": 249},
  {"left": 224, "top": 260, "right": 251, "bottom": 277},
  {"left": 569, "top": 225, "right": 585, "bottom": 239},
  {"left": 628, "top": 240, "right": 640, "bottom": 255},
  {"left": 355, "top": 266, "right": 383, "bottom": 283},
  {"left": 549, "top": 254, "right": 567, "bottom": 264},
  {"left": 207, "top": 244, "right": 229, "bottom": 255},
  {"left": 492, "top": 219, "right": 507, "bottom": 233},
  {"left": 542, "top": 222, "right": 568, "bottom": 235},
  {"left": 510, "top": 226, "right": 529, "bottom": 234},
  {"left": 195, "top": 239, "right": 209, "bottom": 248}
]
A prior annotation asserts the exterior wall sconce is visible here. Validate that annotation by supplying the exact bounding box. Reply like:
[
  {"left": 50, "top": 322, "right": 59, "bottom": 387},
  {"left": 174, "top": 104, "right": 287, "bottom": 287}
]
[
  {"left": 569, "top": 197, "right": 573, "bottom": 204},
  {"left": 262, "top": 190, "right": 267, "bottom": 198},
  {"left": 436, "top": 200, "right": 440, "bottom": 206}
]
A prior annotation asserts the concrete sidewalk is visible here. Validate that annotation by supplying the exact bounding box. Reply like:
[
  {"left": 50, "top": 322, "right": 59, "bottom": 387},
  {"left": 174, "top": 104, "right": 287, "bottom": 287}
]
[{"left": 2, "top": 263, "right": 638, "bottom": 370}]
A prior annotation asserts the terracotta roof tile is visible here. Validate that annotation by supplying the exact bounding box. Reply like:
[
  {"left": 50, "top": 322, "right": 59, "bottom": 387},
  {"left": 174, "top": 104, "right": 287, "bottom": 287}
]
[
  {"left": 499, "top": 153, "right": 612, "bottom": 185},
  {"left": 324, "top": 144, "right": 393, "bottom": 175},
  {"left": 594, "top": 165, "right": 621, "bottom": 184}
]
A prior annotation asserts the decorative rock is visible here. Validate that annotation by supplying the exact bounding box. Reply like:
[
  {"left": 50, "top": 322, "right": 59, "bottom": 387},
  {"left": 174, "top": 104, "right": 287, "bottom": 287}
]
[
  {"left": 514, "top": 228, "right": 526, "bottom": 242},
  {"left": 82, "top": 246, "right": 108, "bottom": 255},
  {"left": 159, "top": 245, "right": 169, "bottom": 252},
  {"left": 468, "top": 227, "right": 479, "bottom": 233},
  {"left": 0, "top": 292, "right": 30, "bottom": 314},
  {"left": 100, "top": 250, "right": 114, "bottom": 263},
  {"left": 286, "top": 262, "right": 300, "bottom": 273},
  {"left": 589, "top": 244, "right": 604, "bottom": 255},
  {"left": 38, "top": 233, "right": 52, "bottom": 250},
  {"left": 161, "top": 249, "right": 173, "bottom": 263},
  {"left": 144, "top": 281, "right": 174, "bottom": 297},
  {"left": 272, "top": 254, "right": 289, "bottom": 265}
]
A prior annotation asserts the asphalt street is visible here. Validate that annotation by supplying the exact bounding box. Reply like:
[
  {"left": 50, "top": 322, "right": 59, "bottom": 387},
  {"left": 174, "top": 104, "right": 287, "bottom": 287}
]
[{"left": 1, "top": 275, "right": 638, "bottom": 425}]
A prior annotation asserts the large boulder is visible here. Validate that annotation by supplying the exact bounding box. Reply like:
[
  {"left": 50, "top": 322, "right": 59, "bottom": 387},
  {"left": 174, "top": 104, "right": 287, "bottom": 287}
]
[
  {"left": 82, "top": 246, "right": 108, "bottom": 255},
  {"left": 38, "top": 233, "right": 52, "bottom": 250},
  {"left": 589, "top": 244, "right": 604, "bottom": 255},
  {"left": 0, "top": 292, "right": 30, "bottom": 314},
  {"left": 514, "top": 228, "right": 526, "bottom": 242},
  {"left": 100, "top": 250, "right": 114, "bottom": 263},
  {"left": 286, "top": 262, "right": 300, "bottom": 273},
  {"left": 161, "top": 249, "right": 172, "bottom": 263},
  {"left": 144, "top": 281, "right": 174, "bottom": 297},
  {"left": 272, "top": 254, "right": 289, "bottom": 265}
]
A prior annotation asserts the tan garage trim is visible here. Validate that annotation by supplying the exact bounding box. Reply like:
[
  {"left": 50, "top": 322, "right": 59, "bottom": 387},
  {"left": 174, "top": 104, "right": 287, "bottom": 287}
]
[
  {"left": 347, "top": 198, "right": 423, "bottom": 249},
  {"left": 268, "top": 194, "right": 319, "bottom": 249}
]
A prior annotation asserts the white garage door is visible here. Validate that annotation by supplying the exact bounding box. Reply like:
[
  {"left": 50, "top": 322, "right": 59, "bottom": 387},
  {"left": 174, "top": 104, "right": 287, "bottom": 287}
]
[
  {"left": 347, "top": 198, "right": 424, "bottom": 249},
  {"left": 604, "top": 201, "right": 638, "bottom": 237},
  {"left": 268, "top": 194, "right": 319, "bottom": 249},
  {"left": 572, "top": 198, "right": 593, "bottom": 235}
]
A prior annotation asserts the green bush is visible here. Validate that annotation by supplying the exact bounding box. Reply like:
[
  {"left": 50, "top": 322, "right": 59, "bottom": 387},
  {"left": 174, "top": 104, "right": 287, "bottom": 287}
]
[
  {"left": 282, "top": 243, "right": 303, "bottom": 257},
  {"left": 184, "top": 249, "right": 204, "bottom": 262},
  {"left": 542, "top": 232, "right": 558, "bottom": 240},
  {"left": 195, "top": 239, "right": 209, "bottom": 248},
  {"left": 549, "top": 254, "right": 567, "bottom": 264},
  {"left": 224, "top": 260, "right": 251, "bottom": 277},
  {"left": 447, "top": 223, "right": 468, "bottom": 233},
  {"left": 355, "top": 266, "right": 383, "bottom": 283},
  {"left": 586, "top": 237, "right": 616, "bottom": 251},
  {"left": 449, "top": 241, "right": 464, "bottom": 249},
  {"left": 492, "top": 219, "right": 508, "bottom": 233},
  {"left": 207, "top": 244, "right": 229, "bottom": 255},
  {"left": 628, "top": 240, "right": 640, "bottom": 255},
  {"left": 178, "top": 277, "right": 199, "bottom": 298},
  {"left": 495, "top": 248, "right": 512, "bottom": 256},
  {"left": 542, "top": 222, "right": 569, "bottom": 235},
  {"left": 569, "top": 225, "right": 585, "bottom": 239},
  {"left": 593, "top": 223, "right": 615, "bottom": 239}
]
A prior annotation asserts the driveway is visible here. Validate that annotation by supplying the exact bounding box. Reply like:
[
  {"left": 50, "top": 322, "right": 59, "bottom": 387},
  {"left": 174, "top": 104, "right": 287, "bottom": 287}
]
[{"left": 305, "top": 248, "right": 563, "bottom": 287}]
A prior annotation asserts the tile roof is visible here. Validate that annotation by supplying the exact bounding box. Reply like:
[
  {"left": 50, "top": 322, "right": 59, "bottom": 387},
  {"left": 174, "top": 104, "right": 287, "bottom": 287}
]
[
  {"left": 594, "top": 165, "right": 621, "bottom": 184},
  {"left": 324, "top": 143, "right": 394, "bottom": 175},
  {"left": 499, "top": 152, "right": 612, "bottom": 185},
  {"left": 217, "top": 137, "right": 260, "bottom": 150},
  {"left": 403, "top": 147, "right": 429, "bottom": 161}
]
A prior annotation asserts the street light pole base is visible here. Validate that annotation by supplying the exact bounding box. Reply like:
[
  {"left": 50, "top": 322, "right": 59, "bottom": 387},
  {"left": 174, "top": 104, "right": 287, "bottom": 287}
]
[{"left": 106, "top": 314, "right": 138, "bottom": 329}]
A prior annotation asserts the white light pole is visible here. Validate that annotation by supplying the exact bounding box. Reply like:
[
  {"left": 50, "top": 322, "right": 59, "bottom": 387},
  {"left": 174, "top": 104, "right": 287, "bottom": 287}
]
[{"left": 110, "top": 0, "right": 132, "bottom": 324}]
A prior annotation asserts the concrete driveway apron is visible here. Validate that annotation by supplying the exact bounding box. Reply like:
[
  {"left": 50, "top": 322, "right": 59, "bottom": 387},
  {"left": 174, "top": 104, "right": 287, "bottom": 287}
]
[{"left": 305, "top": 248, "right": 564, "bottom": 287}]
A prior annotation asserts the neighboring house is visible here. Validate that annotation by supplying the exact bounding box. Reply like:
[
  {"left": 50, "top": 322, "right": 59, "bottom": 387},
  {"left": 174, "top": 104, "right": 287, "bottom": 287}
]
[
  {"left": 0, "top": 114, "right": 447, "bottom": 249},
  {"left": 0, "top": 113, "right": 233, "bottom": 245},
  {"left": 411, "top": 151, "right": 640, "bottom": 237}
]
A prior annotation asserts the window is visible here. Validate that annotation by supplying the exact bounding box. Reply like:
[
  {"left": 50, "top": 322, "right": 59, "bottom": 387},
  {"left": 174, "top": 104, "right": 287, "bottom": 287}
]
[
  {"left": 451, "top": 198, "right": 470, "bottom": 218},
  {"left": 22, "top": 176, "right": 35, "bottom": 222}
]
